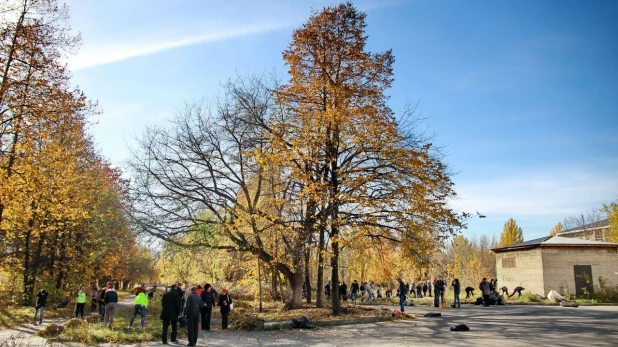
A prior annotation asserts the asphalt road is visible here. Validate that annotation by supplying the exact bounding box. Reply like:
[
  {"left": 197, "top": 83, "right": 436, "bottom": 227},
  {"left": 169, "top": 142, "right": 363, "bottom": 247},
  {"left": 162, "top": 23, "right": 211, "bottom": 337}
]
[
  {"left": 155, "top": 304, "right": 618, "bottom": 347},
  {"left": 2, "top": 303, "right": 617, "bottom": 346}
]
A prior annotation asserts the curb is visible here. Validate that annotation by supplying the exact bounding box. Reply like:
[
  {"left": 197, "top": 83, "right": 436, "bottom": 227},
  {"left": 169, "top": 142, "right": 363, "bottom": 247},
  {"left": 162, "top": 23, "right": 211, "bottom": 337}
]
[{"left": 263, "top": 315, "right": 394, "bottom": 330}]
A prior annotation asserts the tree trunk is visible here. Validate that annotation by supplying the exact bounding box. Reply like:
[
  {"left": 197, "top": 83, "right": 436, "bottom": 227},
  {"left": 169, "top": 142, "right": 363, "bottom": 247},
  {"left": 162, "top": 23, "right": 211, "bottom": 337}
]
[
  {"left": 316, "top": 224, "right": 326, "bottom": 307},
  {"left": 286, "top": 271, "right": 304, "bottom": 309},
  {"left": 331, "top": 237, "right": 340, "bottom": 315},
  {"left": 304, "top": 247, "right": 312, "bottom": 303},
  {"left": 271, "top": 267, "right": 279, "bottom": 300}
]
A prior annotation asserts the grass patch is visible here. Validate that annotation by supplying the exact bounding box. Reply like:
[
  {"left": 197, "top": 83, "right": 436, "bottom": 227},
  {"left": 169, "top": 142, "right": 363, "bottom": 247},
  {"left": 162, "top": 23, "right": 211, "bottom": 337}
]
[
  {"left": 44, "top": 305, "right": 186, "bottom": 345},
  {"left": 0, "top": 306, "right": 72, "bottom": 328}
]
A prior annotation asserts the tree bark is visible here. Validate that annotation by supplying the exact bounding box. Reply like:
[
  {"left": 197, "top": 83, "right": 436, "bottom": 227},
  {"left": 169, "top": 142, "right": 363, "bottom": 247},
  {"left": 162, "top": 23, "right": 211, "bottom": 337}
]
[{"left": 304, "top": 247, "right": 312, "bottom": 303}]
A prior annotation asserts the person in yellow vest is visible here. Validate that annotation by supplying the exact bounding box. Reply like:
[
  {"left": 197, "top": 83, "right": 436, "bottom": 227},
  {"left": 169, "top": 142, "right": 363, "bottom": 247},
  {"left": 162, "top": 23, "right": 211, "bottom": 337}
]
[
  {"left": 75, "top": 285, "right": 87, "bottom": 319},
  {"left": 129, "top": 291, "right": 149, "bottom": 328}
]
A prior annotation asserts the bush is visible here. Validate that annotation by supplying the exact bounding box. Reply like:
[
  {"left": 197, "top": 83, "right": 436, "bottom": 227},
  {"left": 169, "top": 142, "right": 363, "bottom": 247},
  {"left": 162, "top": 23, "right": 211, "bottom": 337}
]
[
  {"left": 64, "top": 318, "right": 86, "bottom": 329},
  {"left": 35, "top": 323, "right": 64, "bottom": 337}
]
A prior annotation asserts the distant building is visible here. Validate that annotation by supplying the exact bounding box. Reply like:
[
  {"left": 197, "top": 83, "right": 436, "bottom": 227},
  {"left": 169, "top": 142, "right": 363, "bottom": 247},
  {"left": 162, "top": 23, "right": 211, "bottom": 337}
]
[
  {"left": 558, "top": 219, "right": 611, "bottom": 242},
  {"left": 492, "top": 236, "right": 618, "bottom": 296}
]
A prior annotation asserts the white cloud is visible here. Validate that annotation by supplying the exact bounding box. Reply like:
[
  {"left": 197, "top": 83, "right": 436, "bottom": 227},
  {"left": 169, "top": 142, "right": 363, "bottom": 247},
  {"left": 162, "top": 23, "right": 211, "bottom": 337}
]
[
  {"left": 452, "top": 166, "right": 618, "bottom": 216},
  {"left": 68, "top": 21, "right": 290, "bottom": 71}
]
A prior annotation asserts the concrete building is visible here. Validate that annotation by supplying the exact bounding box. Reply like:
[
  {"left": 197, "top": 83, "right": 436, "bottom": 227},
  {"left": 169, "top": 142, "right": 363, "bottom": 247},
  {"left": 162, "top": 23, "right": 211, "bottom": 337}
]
[{"left": 492, "top": 236, "right": 618, "bottom": 296}]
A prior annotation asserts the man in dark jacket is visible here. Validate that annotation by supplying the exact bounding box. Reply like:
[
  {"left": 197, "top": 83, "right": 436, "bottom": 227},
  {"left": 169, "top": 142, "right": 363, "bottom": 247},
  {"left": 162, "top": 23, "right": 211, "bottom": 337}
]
[
  {"left": 184, "top": 287, "right": 202, "bottom": 346},
  {"left": 103, "top": 283, "right": 118, "bottom": 328},
  {"left": 479, "top": 278, "right": 491, "bottom": 307},
  {"left": 436, "top": 276, "right": 447, "bottom": 307},
  {"left": 218, "top": 288, "right": 233, "bottom": 330},
  {"left": 350, "top": 280, "right": 359, "bottom": 303},
  {"left": 161, "top": 284, "right": 182, "bottom": 345},
  {"left": 396, "top": 278, "right": 407, "bottom": 312},
  {"left": 339, "top": 282, "right": 348, "bottom": 301},
  {"left": 200, "top": 284, "right": 216, "bottom": 330}
]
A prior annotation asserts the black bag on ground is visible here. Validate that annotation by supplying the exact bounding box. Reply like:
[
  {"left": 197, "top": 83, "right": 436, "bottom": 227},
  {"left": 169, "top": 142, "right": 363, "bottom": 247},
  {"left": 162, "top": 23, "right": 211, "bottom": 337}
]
[
  {"left": 451, "top": 324, "right": 470, "bottom": 331},
  {"left": 474, "top": 297, "right": 483, "bottom": 305},
  {"left": 292, "top": 316, "right": 314, "bottom": 329},
  {"left": 424, "top": 312, "right": 441, "bottom": 317}
]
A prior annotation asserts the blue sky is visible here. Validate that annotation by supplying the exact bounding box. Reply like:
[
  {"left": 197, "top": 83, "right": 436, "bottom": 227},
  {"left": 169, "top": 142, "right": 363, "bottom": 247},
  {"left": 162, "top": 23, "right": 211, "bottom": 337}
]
[{"left": 64, "top": 0, "right": 618, "bottom": 241}]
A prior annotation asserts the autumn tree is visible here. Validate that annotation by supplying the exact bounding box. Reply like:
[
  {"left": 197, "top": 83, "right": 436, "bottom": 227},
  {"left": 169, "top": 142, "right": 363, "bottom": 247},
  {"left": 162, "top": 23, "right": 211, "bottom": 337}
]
[
  {"left": 0, "top": 0, "right": 142, "bottom": 305},
  {"left": 549, "top": 222, "right": 562, "bottom": 236},
  {"left": 269, "top": 2, "right": 467, "bottom": 314},
  {"left": 128, "top": 77, "right": 313, "bottom": 308},
  {"left": 499, "top": 218, "right": 524, "bottom": 246},
  {"left": 434, "top": 235, "right": 496, "bottom": 287},
  {"left": 602, "top": 199, "right": 618, "bottom": 243}
]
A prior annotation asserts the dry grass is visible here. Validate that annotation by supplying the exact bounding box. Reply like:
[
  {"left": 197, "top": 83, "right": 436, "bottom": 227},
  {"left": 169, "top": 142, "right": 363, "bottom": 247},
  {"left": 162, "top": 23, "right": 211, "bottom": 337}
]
[{"left": 0, "top": 306, "right": 73, "bottom": 328}]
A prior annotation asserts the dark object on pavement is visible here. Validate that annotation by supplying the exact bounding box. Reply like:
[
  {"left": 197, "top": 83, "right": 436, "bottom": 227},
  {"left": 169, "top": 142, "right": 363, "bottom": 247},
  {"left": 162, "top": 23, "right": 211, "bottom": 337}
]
[
  {"left": 53, "top": 298, "right": 70, "bottom": 309},
  {"left": 474, "top": 293, "right": 505, "bottom": 306},
  {"left": 560, "top": 299, "right": 579, "bottom": 308},
  {"left": 451, "top": 324, "right": 470, "bottom": 331},
  {"left": 292, "top": 316, "right": 314, "bottom": 329},
  {"left": 424, "top": 312, "right": 442, "bottom": 317}
]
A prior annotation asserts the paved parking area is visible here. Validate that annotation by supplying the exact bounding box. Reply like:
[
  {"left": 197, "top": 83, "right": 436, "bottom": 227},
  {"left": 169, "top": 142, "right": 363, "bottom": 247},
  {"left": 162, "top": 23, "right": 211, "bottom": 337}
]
[
  {"left": 175, "top": 304, "right": 618, "bottom": 346},
  {"left": 2, "top": 304, "right": 617, "bottom": 346}
]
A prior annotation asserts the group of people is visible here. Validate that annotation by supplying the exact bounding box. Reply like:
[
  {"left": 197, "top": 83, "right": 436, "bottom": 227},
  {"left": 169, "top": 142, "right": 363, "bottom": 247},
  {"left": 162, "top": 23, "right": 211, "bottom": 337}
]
[
  {"left": 395, "top": 276, "right": 462, "bottom": 312},
  {"left": 32, "top": 281, "right": 233, "bottom": 346},
  {"left": 159, "top": 283, "right": 232, "bottom": 346}
]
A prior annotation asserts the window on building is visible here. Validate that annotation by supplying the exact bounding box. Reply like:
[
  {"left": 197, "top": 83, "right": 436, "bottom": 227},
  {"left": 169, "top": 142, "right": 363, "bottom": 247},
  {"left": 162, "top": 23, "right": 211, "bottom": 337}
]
[{"left": 502, "top": 258, "right": 516, "bottom": 268}]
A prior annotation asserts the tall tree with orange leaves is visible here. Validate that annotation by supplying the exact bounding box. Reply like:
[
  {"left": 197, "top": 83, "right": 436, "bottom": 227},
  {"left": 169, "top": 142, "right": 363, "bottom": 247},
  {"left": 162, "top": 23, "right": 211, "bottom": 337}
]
[{"left": 268, "top": 2, "right": 467, "bottom": 314}]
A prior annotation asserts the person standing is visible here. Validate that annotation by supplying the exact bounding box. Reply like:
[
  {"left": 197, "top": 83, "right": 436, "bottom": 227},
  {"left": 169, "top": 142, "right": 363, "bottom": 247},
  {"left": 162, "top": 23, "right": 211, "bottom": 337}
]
[
  {"left": 103, "top": 283, "right": 119, "bottom": 328},
  {"left": 422, "top": 281, "right": 428, "bottom": 297},
  {"left": 340, "top": 281, "right": 348, "bottom": 301},
  {"left": 97, "top": 285, "right": 106, "bottom": 317},
  {"left": 90, "top": 284, "right": 98, "bottom": 312},
  {"left": 218, "top": 288, "right": 233, "bottom": 330},
  {"left": 185, "top": 287, "right": 202, "bottom": 346},
  {"left": 129, "top": 290, "right": 149, "bottom": 328},
  {"left": 161, "top": 284, "right": 182, "bottom": 345},
  {"left": 396, "top": 278, "right": 407, "bottom": 313},
  {"left": 350, "top": 280, "right": 359, "bottom": 303},
  {"left": 366, "top": 282, "right": 376, "bottom": 303},
  {"left": 451, "top": 279, "right": 461, "bottom": 308},
  {"left": 416, "top": 282, "right": 422, "bottom": 298},
  {"left": 433, "top": 278, "right": 440, "bottom": 307},
  {"left": 436, "top": 276, "right": 447, "bottom": 307},
  {"left": 325, "top": 281, "right": 331, "bottom": 300},
  {"left": 33, "top": 289, "right": 48, "bottom": 325},
  {"left": 428, "top": 280, "right": 433, "bottom": 297},
  {"left": 75, "top": 285, "right": 87, "bottom": 319},
  {"left": 360, "top": 282, "right": 366, "bottom": 302},
  {"left": 200, "top": 284, "right": 215, "bottom": 331},
  {"left": 479, "top": 278, "right": 491, "bottom": 307}
]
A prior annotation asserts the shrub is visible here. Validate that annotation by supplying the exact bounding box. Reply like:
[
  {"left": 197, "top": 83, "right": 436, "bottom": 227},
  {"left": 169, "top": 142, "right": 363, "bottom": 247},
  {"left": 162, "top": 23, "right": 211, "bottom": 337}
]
[{"left": 35, "top": 323, "right": 64, "bottom": 337}]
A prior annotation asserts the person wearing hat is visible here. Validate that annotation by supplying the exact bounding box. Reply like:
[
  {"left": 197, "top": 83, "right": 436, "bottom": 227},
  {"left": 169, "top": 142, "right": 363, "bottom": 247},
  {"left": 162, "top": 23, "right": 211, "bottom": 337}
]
[{"left": 218, "top": 288, "right": 233, "bottom": 330}]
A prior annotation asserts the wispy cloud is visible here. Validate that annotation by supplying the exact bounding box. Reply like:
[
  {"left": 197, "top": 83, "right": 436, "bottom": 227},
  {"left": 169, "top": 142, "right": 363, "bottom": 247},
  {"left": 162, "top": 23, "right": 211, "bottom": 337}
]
[
  {"left": 452, "top": 165, "right": 618, "bottom": 217},
  {"left": 68, "top": 22, "right": 289, "bottom": 71}
]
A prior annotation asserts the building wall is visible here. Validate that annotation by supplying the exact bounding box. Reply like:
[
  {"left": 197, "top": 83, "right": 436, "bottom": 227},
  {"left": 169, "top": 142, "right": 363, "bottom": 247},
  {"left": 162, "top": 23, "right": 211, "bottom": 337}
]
[
  {"left": 495, "top": 248, "right": 545, "bottom": 296},
  {"left": 558, "top": 228, "right": 611, "bottom": 242},
  {"left": 541, "top": 247, "right": 618, "bottom": 295}
]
